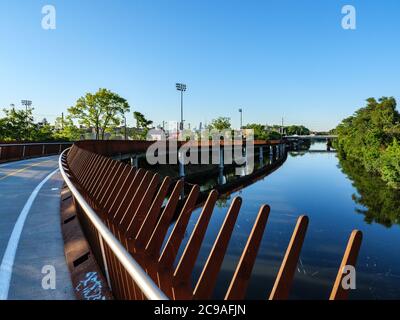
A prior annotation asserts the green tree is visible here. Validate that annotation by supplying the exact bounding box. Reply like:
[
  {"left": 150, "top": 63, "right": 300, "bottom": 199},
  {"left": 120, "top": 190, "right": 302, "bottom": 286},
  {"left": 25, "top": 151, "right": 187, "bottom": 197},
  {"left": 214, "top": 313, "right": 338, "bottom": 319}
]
[
  {"left": 285, "top": 125, "right": 310, "bottom": 136},
  {"left": 335, "top": 97, "right": 400, "bottom": 189},
  {"left": 243, "top": 123, "right": 267, "bottom": 140},
  {"left": 53, "top": 115, "right": 82, "bottom": 141},
  {"left": 380, "top": 139, "right": 400, "bottom": 189},
  {"left": 208, "top": 117, "right": 231, "bottom": 131},
  {"left": 242, "top": 123, "right": 288, "bottom": 140},
  {"left": 68, "top": 88, "right": 130, "bottom": 140},
  {"left": 32, "top": 122, "right": 55, "bottom": 141},
  {"left": 133, "top": 111, "right": 153, "bottom": 140},
  {"left": 0, "top": 107, "right": 35, "bottom": 141}
]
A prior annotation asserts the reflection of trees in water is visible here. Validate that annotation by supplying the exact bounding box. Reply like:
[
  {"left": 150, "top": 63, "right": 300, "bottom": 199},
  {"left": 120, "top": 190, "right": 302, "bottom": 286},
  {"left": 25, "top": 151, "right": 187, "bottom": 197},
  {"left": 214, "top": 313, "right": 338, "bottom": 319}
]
[
  {"left": 339, "top": 157, "right": 400, "bottom": 227},
  {"left": 289, "top": 151, "right": 307, "bottom": 157},
  {"left": 216, "top": 194, "right": 231, "bottom": 208}
]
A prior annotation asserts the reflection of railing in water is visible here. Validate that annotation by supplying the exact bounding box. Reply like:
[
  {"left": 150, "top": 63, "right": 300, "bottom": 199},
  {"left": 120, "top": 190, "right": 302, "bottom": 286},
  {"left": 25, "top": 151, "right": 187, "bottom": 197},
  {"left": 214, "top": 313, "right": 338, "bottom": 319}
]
[{"left": 186, "top": 148, "right": 288, "bottom": 205}]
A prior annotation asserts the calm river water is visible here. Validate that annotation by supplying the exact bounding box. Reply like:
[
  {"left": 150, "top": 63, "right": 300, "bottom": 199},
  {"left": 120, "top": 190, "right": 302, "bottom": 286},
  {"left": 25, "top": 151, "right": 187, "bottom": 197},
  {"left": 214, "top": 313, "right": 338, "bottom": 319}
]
[{"left": 167, "top": 142, "right": 400, "bottom": 299}]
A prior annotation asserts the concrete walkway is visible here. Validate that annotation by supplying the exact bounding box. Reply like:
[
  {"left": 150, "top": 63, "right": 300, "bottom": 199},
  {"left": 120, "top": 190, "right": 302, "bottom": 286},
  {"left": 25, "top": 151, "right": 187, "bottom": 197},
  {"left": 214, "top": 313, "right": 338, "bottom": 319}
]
[{"left": 0, "top": 156, "right": 75, "bottom": 300}]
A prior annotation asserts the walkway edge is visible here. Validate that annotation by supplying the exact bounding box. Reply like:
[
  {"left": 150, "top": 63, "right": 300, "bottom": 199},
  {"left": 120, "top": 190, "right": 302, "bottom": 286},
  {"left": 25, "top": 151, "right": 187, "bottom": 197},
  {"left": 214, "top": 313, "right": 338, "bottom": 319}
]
[{"left": 0, "top": 169, "right": 59, "bottom": 300}]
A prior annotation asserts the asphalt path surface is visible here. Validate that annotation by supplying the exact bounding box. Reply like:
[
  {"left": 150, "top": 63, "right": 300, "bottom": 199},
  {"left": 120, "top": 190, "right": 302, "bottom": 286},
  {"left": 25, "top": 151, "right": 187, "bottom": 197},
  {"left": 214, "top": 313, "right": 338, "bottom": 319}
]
[{"left": 0, "top": 156, "right": 74, "bottom": 300}]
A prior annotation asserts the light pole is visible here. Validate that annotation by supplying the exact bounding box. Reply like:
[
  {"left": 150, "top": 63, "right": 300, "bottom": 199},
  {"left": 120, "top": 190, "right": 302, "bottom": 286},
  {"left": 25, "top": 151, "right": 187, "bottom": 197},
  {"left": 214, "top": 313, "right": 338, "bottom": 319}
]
[
  {"left": 239, "top": 108, "right": 243, "bottom": 129},
  {"left": 21, "top": 100, "right": 32, "bottom": 113},
  {"left": 123, "top": 114, "right": 127, "bottom": 140},
  {"left": 176, "top": 83, "right": 187, "bottom": 131},
  {"left": 21, "top": 100, "right": 32, "bottom": 140}
]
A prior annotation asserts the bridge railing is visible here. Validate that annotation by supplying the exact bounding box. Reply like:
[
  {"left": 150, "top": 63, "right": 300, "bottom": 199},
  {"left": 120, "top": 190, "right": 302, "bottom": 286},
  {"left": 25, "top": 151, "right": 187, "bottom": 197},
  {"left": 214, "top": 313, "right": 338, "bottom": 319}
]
[
  {"left": 0, "top": 142, "right": 72, "bottom": 163},
  {"left": 59, "top": 148, "right": 168, "bottom": 300},
  {"left": 60, "top": 141, "right": 362, "bottom": 300}
]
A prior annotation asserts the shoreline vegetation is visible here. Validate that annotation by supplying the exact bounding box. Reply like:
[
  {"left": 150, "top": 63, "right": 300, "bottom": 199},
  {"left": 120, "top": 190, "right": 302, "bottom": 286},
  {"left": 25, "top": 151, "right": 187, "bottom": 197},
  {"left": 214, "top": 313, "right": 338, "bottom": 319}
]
[{"left": 334, "top": 97, "right": 400, "bottom": 190}]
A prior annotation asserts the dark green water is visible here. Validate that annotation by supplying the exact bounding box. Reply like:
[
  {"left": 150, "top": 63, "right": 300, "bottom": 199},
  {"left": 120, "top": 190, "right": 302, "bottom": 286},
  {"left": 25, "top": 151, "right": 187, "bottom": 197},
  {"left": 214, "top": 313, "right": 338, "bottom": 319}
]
[{"left": 166, "top": 142, "right": 400, "bottom": 299}]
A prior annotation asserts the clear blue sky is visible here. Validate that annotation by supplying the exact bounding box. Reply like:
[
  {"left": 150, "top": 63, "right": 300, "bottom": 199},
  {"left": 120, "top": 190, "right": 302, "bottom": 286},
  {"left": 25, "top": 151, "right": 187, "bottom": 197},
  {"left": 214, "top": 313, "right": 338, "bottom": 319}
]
[{"left": 1, "top": 0, "right": 399, "bottom": 131}]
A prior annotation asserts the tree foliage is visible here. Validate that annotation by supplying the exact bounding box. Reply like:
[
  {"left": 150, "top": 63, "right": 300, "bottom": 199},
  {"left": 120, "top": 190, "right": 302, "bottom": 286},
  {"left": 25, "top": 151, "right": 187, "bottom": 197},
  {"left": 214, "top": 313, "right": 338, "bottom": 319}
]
[
  {"left": 339, "top": 157, "right": 400, "bottom": 227},
  {"left": 0, "top": 107, "right": 61, "bottom": 142},
  {"left": 285, "top": 125, "right": 310, "bottom": 136},
  {"left": 133, "top": 111, "right": 153, "bottom": 140},
  {"left": 207, "top": 117, "right": 231, "bottom": 131},
  {"left": 335, "top": 97, "right": 400, "bottom": 189},
  {"left": 68, "top": 88, "right": 130, "bottom": 140},
  {"left": 53, "top": 115, "right": 83, "bottom": 141},
  {"left": 0, "top": 107, "right": 34, "bottom": 141}
]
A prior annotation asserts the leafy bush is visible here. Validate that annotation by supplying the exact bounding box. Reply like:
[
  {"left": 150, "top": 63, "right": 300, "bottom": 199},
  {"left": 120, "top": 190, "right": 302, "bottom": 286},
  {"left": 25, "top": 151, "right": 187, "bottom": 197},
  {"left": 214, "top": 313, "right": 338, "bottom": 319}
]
[
  {"left": 335, "top": 97, "right": 400, "bottom": 189},
  {"left": 380, "top": 139, "right": 400, "bottom": 189}
]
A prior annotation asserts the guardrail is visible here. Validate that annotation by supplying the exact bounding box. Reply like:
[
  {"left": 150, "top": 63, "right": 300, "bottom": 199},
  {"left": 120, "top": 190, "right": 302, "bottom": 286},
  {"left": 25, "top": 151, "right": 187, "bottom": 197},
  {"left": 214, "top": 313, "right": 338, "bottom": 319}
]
[
  {"left": 60, "top": 141, "right": 363, "bottom": 300},
  {"left": 59, "top": 148, "right": 168, "bottom": 300},
  {"left": 0, "top": 142, "right": 72, "bottom": 163}
]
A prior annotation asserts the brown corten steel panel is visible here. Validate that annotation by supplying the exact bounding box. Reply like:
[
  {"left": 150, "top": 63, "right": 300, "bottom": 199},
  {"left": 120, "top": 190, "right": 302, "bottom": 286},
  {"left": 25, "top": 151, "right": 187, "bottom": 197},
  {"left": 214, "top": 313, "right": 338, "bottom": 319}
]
[{"left": 63, "top": 143, "right": 363, "bottom": 301}]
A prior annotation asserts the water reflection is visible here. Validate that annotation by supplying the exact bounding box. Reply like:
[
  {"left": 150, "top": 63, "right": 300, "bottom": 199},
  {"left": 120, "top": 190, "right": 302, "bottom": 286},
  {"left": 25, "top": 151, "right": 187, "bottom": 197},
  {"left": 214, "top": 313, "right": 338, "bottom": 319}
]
[
  {"left": 338, "top": 157, "right": 400, "bottom": 227},
  {"left": 133, "top": 141, "right": 400, "bottom": 299},
  {"left": 173, "top": 141, "right": 400, "bottom": 299}
]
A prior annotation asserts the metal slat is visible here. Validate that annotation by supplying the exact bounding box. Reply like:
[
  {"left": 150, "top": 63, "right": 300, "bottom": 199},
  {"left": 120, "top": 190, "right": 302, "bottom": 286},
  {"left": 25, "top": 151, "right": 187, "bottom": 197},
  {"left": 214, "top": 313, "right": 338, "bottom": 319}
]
[
  {"left": 125, "top": 173, "right": 161, "bottom": 237},
  {"left": 158, "top": 184, "right": 200, "bottom": 269},
  {"left": 269, "top": 215, "right": 309, "bottom": 300},
  {"left": 225, "top": 205, "right": 270, "bottom": 300},
  {"left": 193, "top": 197, "right": 242, "bottom": 299},
  {"left": 111, "top": 169, "right": 145, "bottom": 224},
  {"left": 119, "top": 172, "right": 154, "bottom": 232},
  {"left": 173, "top": 190, "right": 219, "bottom": 288},
  {"left": 135, "top": 177, "right": 172, "bottom": 249},
  {"left": 145, "top": 180, "right": 184, "bottom": 258},
  {"left": 329, "top": 230, "right": 363, "bottom": 300}
]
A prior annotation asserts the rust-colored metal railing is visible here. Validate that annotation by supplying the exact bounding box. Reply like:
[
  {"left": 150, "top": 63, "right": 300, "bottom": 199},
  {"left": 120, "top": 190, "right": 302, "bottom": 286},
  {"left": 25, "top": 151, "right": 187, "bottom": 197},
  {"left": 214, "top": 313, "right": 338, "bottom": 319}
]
[
  {"left": 60, "top": 143, "right": 362, "bottom": 300},
  {"left": 0, "top": 142, "right": 72, "bottom": 163}
]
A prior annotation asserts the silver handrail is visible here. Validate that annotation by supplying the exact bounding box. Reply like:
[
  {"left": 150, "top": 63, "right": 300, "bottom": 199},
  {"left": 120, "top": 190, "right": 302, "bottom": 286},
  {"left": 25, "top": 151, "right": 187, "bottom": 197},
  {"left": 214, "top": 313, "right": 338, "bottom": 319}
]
[{"left": 58, "top": 148, "right": 169, "bottom": 300}]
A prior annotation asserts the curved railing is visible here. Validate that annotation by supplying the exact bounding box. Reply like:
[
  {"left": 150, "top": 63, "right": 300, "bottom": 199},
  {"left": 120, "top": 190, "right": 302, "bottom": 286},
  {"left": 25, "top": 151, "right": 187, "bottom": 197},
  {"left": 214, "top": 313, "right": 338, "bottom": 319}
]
[
  {"left": 0, "top": 142, "right": 72, "bottom": 163},
  {"left": 60, "top": 141, "right": 362, "bottom": 300},
  {"left": 59, "top": 148, "right": 168, "bottom": 300}
]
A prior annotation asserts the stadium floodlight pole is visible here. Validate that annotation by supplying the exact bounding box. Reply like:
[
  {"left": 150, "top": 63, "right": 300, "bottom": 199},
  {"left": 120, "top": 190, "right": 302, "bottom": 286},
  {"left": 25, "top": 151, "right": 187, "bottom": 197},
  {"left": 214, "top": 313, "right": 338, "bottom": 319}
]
[
  {"left": 21, "top": 100, "right": 32, "bottom": 112},
  {"left": 239, "top": 108, "right": 243, "bottom": 129},
  {"left": 21, "top": 100, "right": 32, "bottom": 140},
  {"left": 124, "top": 114, "right": 127, "bottom": 140},
  {"left": 176, "top": 83, "right": 187, "bottom": 132}
]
